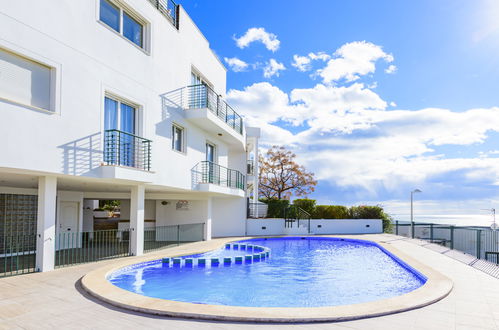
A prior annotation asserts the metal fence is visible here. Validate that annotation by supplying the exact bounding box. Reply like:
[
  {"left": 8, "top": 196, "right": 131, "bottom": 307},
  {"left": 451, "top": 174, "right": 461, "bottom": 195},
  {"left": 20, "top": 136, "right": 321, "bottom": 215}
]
[
  {"left": 192, "top": 161, "right": 245, "bottom": 190},
  {"left": 144, "top": 223, "right": 204, "bottom": 252},
  {"left": 104, "top": 129, "right": 152, "bottom": 171},
  {"left": 394, "top": 221, "right": 499, "bottom": 263},
  {"left": 185, "top": 84, "right": 244, "bottom": 135},
  {"left": 55, "top": 228, "right": 132, "bottom": 268},
  {"left": 55, "top": 223, "right": 205, "bottom": 267},
  {"left": 1, "top": 234, "right": 36, "bottom": 277}
]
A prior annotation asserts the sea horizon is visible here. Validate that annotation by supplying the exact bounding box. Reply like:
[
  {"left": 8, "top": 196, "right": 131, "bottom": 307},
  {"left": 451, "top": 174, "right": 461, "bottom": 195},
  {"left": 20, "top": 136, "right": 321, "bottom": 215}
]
[{"left": 390, "top": 214, "right": 496, "bottom": 228}]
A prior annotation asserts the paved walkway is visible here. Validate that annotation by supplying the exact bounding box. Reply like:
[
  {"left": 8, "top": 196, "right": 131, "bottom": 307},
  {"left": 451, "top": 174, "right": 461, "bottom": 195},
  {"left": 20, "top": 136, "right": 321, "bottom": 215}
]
[{"left": 0, "top": 234, "right": 498, "bottom": 330}]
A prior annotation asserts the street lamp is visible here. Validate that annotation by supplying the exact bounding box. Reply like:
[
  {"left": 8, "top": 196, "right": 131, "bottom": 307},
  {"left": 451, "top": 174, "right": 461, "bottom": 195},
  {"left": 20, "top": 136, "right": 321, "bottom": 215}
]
[{"left": 410, "top": 189, "right": 422, "bottom": 238}]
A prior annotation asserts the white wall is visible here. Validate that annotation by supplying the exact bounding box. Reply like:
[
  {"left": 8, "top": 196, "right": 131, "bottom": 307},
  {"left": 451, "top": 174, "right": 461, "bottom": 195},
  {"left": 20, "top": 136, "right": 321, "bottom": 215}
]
[
  {"left": 211, "top": 197, "right": 246, "bottom": 237},
  {"left": 155, "top": 199, "right": 207, "bottom": 226},
  {"left": 120, "top": 199, "right": 156, "bottom": 220},
  {"left": 0, "top": 0, "right": 244, "bottom": 193},
  {"left": 82, "top": 200, "right": 97, "bottom": 232},
  {"left": 246, "top": 219, "right": 286, "bottom": 236},
  {"left": 247, "top": 219, "right": 383, "bottom": 236},
  {"left": 311, "top": 219, "right": 382, "bottom": 234}
]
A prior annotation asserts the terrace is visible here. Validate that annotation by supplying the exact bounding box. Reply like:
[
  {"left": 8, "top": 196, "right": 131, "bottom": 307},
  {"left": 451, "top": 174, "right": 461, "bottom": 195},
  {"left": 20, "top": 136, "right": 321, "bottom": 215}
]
[{"left": 1, "top": 234, "right": 498, "bottom": 328}]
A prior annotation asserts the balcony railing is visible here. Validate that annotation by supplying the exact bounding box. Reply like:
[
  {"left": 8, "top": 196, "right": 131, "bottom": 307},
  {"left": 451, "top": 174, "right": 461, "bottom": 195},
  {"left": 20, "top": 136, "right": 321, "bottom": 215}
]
[
  {"left": 104, "top": 129, "right": 152, "bottom": 171},
  {"left": 146, "top": 0, "right": 179, "bottom": 29},
  {"left": 185, "top": 84, "right": 243, "bottom": 135},
  {"left": 192, "top": 161, "right": 245, "bottom": 190}
]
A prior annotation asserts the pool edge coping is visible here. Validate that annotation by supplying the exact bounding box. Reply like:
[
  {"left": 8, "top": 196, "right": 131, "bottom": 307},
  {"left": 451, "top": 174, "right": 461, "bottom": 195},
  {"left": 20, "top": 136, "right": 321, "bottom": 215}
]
[{"left": 81, "top": 235, "right": 453, "bottom": 323}]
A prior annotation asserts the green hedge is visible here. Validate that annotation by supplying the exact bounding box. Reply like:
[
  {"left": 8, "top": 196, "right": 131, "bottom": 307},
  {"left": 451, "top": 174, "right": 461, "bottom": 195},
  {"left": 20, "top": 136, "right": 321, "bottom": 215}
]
[
  {"left": 260, "top": 199, "right": 392, "bottom": 233},
  {"left": 261, "top": 199, "right": 290, "bottom": 218},
  {"left": 311, "top": 205, "right": 350, "bottom": 219},
  {"left": 292, "top": 199, "right": 316, "bottom": 215},
  {"left": 349, "top": 205, "right": 393, "bottom": 232}
]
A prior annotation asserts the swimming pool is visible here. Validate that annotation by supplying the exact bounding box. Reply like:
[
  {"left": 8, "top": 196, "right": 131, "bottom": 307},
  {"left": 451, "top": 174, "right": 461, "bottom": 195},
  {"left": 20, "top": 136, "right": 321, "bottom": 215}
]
[{"left": 108, "top": 237, "right": 426, "bottom": 307}]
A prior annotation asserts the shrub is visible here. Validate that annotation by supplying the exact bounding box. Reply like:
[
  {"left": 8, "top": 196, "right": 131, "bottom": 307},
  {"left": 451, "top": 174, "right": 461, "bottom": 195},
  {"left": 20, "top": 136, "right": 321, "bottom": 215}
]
[
  {"left": 312, "top": 205, "right": 349, "bottom": 219},
  {"left": 292, "top": 199, "right": 316, "bottom": 215},
  {"left": 261, "top": 198, "right": 290, "bottom": 218},
  {"left": 349, "top": 205, "right": 393, "bottom": 233}
]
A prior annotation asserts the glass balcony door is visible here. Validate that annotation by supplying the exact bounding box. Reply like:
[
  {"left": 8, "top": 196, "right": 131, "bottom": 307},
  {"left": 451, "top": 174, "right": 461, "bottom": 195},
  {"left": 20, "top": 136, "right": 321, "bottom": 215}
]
[
  {"left": 190, "top": 72, "right": 211, "bottom": 109},
  {"left": 104, "top": 96, "right": 137, "bottom": 167},
  {"left": 206, "top": 143, "right": 216, "bottom": 184}
]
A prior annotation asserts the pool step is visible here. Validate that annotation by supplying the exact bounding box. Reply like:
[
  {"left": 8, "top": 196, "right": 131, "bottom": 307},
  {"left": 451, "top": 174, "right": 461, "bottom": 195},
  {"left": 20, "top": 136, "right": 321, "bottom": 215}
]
[{"left": 161, "top": 243, "right": 270, "bottom": 268}]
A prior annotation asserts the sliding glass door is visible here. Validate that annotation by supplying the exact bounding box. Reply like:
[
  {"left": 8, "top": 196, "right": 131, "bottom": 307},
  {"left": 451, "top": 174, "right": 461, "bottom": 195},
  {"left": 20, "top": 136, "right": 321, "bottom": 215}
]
[{"left": 104, "top": 96, "right": 136, "bottom": 167}]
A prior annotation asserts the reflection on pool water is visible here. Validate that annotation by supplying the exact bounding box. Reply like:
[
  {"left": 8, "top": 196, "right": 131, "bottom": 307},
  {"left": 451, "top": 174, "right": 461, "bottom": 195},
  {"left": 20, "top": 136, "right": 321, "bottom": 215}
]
[{"left": 108, "top": 237, "right": 426, "bottom": 307}]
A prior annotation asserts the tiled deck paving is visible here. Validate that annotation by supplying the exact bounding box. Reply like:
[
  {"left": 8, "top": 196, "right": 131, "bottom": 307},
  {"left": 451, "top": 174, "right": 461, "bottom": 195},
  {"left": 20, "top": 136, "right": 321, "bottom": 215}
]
[{"left": 0, "top": 234, "right": 498, "bottom": 330}]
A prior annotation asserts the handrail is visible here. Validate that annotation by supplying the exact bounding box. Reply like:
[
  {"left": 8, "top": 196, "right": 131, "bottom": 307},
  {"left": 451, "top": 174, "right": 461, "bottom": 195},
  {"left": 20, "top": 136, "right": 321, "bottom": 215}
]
[
  {"left": 184, "top": 84, "right": 244, "bottom": 135},
  {"left": 105, "top": 129, "right": 152, "bottom": 142},
  {"left": 284, "top": 205, "right": 311, "bottom": 233},
  {"left": 104, "top": 129, "right": 152, "bottom": 171},
  {"left": 192, "top": 161, "right": 245, "bottom": 190}
]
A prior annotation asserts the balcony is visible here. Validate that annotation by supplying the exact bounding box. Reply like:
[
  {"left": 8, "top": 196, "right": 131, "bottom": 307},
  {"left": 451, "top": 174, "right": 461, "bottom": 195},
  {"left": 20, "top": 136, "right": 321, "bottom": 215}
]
[
  {"left": 192, "top": 161, "right": 245, "bottom": 194},
  {"left": 146, "top": 0, "right": 179, "bottom": 29},
  {"left": 104, "top": 129, "right": 152, "bottom": 171}
]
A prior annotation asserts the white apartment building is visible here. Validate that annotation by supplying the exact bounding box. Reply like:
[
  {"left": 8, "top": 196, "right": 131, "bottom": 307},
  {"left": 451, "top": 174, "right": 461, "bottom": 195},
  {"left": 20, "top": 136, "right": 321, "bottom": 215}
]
[{"left": 0, "top": 0, "right": 260, "bottom": 274}]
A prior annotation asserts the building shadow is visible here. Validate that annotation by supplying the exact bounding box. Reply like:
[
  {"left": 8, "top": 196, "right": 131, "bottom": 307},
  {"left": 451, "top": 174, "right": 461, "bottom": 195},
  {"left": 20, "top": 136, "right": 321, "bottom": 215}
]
[{"left": 58, "top": 132, "right": 102, "bottom": 176}]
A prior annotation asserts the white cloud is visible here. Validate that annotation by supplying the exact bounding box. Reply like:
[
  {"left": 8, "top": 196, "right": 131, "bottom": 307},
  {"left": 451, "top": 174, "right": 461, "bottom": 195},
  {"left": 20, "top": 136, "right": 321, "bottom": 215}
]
[
  {"left": 318, "top": 41, "right": 394, "bottom": 83},
  {"left": 228, "top": 79, "right": 499, "bottom": 198},
  {"left": 263, "top": 59, "right": 286, "bottom": 78},
  {"left": 385, "top": 64, "right": 397, "bottom": 74},
  {"left": 224, "top": 57, "right": 249, "bottom": 72},
  {"left": 234, "top": 27, "right": 280, "bottom": 52},
  {"left": 308, "top": 52, "right": 331, "bottom": 61},
  {"left": 292, "top": 52, "right": 331, "bottom": 72},
  {"left": 291, "top": 55, "right": 311, "bottom": 72}
]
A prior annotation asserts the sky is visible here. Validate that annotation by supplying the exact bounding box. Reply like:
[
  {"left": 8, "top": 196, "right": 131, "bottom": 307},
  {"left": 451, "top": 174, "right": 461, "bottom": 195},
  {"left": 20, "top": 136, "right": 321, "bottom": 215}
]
[{"left": 178, "top": 0, "right": 499, "bottom": 221}]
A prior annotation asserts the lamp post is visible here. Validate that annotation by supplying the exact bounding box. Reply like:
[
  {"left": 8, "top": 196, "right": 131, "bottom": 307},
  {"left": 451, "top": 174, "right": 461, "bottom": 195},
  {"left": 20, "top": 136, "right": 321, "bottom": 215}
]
[{"left": 410, "top": 189, "right": 422, "bottom": 238}]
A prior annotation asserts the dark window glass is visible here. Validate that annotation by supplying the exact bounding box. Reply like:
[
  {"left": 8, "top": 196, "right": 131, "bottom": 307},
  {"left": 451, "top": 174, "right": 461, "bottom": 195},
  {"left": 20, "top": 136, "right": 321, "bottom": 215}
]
[
  {"left": 123, "top": 12, "right": 143, "bottom": 47},
  {"left": 100, "top": 0, "right": 120, "bottom": 32},
  {"left": 172, "top": 126, "right": 183, "bottom": 152}
]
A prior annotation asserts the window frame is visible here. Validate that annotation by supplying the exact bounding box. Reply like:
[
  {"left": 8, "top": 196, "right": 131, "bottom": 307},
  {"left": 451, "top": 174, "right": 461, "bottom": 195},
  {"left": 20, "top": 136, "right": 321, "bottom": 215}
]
[
  {"left": 103, "top": 94, "right": 139, "bottom": 134},
  {"left": 171, "top": 123, "right": 186, "bottom": 154},
  {"left": 0, "top": 45, "right": 60, "bottom": 114},
  {"left": 205, "top": 142, "right": 217, "bottom": 164},
  {"left": 98, "top": 0, "right": 149, "bottom": 52}
]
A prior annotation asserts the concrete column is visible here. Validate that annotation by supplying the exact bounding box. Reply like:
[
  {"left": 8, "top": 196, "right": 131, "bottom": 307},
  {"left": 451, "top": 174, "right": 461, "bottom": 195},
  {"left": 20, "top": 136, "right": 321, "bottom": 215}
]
[
  {"left": 36, "top": 176, "right": 57, "bottom": 272},
  {"left": 205, "top": 197, "right": 212, "bottom": 240},
  {"left": 130, "top": 185, "right": 145, "bottom": 256},
  {"left": 253, "top": 140, "right": 259, "bottom": 203}
]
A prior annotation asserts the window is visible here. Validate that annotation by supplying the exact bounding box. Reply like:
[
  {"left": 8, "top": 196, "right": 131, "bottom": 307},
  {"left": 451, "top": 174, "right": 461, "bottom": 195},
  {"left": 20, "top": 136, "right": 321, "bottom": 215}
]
[
  {"left": 0, "top": 48, "right": 52, "bottom": 110},
  {"left": 99, "top": 0, "right": 145, "bottom": 48},
  {"left": 104, "top": 95, "right": 138, "bottom": 167},
  {"left": 104, "top": 96, "right": 136, "bottom": 133},
  {"left": 172, "top": 124, "right": 184, "bottom": 153},
  {"left": 206, "top": 143, "right": 216, "bottom": 163}
]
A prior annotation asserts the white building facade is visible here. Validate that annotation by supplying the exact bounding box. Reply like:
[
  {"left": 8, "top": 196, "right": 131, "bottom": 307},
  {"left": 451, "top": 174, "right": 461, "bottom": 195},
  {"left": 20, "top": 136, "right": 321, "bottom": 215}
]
[{"left": 0, "top": 0, "right": 259, "bottom": 274}]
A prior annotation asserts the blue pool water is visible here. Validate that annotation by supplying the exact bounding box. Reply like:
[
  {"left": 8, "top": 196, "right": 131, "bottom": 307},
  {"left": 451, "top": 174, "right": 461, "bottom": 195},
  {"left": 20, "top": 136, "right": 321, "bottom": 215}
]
[{"left": 108, "top": 237, "right": 426, "bottom": 307}]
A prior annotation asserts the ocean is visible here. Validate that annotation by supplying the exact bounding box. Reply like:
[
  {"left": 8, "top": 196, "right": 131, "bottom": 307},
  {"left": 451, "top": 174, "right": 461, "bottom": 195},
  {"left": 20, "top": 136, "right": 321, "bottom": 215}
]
[{"left": 390, "top": 214, "right": 496, "bottom": 228}]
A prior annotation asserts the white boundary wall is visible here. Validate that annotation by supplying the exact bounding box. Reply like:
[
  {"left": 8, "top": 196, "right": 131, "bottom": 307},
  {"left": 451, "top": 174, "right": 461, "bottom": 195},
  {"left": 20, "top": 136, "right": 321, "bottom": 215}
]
[{"left": 247, "top": 219, "right": 383, "bottom": 236}]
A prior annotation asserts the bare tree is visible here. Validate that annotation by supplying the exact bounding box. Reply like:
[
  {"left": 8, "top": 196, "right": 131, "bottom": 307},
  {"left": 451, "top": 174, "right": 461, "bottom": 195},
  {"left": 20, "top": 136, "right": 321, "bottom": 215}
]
[{"left": 259, "top": 146, "right": 317, "bottom": 200}]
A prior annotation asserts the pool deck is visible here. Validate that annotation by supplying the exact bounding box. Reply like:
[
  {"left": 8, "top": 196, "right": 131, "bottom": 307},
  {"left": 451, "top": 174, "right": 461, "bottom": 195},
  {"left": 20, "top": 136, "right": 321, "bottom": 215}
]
[{"left": 1, "top": 234, "right": 498, "bottom": 329}]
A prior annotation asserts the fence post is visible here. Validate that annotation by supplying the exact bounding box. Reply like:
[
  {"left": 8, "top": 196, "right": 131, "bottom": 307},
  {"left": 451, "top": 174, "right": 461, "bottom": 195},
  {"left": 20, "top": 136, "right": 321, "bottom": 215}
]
[
  {"left": 177, "top": 225, "right": 180, "bottom": 246},
  {"left": 395, "top": 221, "right": 399, "bottom": 235},
  {"left": 450, "top": 226, "right": 454, "bottom": 250},
  {"left": 430, "top": 223, "right": 434, "bottom": 242},
  {"left": 476, "top": 230, "right": 481, "bottom": 259}
]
